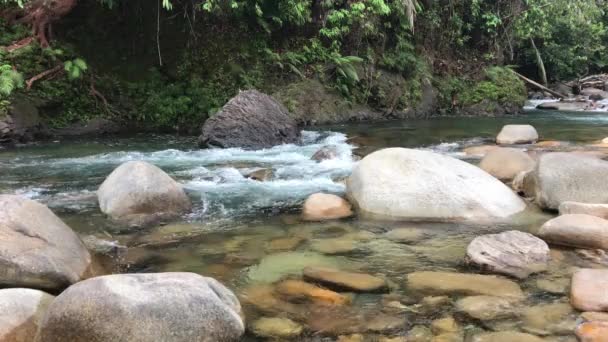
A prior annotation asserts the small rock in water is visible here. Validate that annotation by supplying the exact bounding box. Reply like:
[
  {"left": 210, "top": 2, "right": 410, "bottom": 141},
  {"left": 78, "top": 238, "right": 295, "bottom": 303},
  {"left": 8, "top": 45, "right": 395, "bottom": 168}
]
[
  {"left": 559, "top": 201, "right": 608, "bottom": 220},
  {"left": 275, "top": 279, "right": 349, "bottom": 306},
  {"left": 455, "top": 295, "right": 521, "bottom": 321},
  {"left": 536, "top": 277, "right": 569, "bottom": 295},
  {"left": 302, "top": 193, "right": 353, "bottom": 221},
  {"left": 265, "top": 236, "right": 307, "bottom": 252},
  {"left": 581, "top": 312, "right": 608, "bottom": 322},
  {"left": 311, "top": 145, "right": 339, "bottom": 161},
  {"left": 576, "top": 321, "right": 608, "bottom": 342},
  {"left": 471, "top": 331, "right": 545, "bottom": 342},
  {"left": 431, "top": 333, "right": 463, "bottom": 342},
  {"left": 571, "top": 269, "right": 608, "bottom": 312},
  {"left": 407, "top": 325, "right": 433, "bottom": 342},
  {"left": 383, "top": 228, "right": 426, "bottom": 243},
  {"left": 406, "top": 271, "right": 524, "bottom": 298},
  {"left": 463, "top": 145, "right": 499, "bottom": 158},
  {"left": 245, "top": 168, "right": 274, "bottom": 181},
  {"left": 479, "top": 147, "right": 535, "bottom": 181},
  {"left": 575, "top": 249, "right": 608, "bottom": 266},
  {"left": 337, "top": 334, "right": 365, "bottom": 342},
  {"left": 535, "top": 140, "right": 563, "bottom": 148},
  {"left": 303, "top": 266, "right": 388, "bottom": 293},
  {"left": 430, "top": 316, "right": 460, "bottom": 335},
  {"left": 538, "top": 214, "right": 608, "bottom": 250},
  {"left": 521, "top": 302, "right": 577, "bottom": 336},
  {"left": 365, "top": 313, "right": 406, "bottom": 333},
  {"left": 251, "top": 317, "right": 303, "bottom": 339},
  {"left": 496, "top": 124, "right": 539, "bottom": 145},
  {"left": 248, "top": 251, "right": 342, "bottom": 283},
  {"left": 311, "top": 237, "right": 358, "bottom": 255},
  {"left": 465, "top": 230, "right": 550, "bottom": 279},
  {"left": 512, "top": 170, "right": 535, "bottom": 197}
]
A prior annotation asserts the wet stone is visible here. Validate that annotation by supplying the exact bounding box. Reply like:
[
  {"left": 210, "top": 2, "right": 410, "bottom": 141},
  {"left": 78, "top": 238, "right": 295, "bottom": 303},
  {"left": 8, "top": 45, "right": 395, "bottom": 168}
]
[
  {"left": 575, "top": 321, "right": 608, "bottom": 342},
  {"left": 265, "top": 236, "right": 306, "bottom": 252},
  {"left": 521, "top": 302, "right": 577, "bottom": 336},
  {"left": 406, "top": 271, "right": 524, "bottom": 298},
  {"left": 455, "top": 296, "right": 521, "bottom": 321},
  {"left": 571, "top": 268, "right": 608, "bottom": 312},
  {"left": 407, "top": 325, "right": 433, "bottom": 342},
  {"left": 304, "top": 266, "right": 388, "bottom": 293},
  {"left": 471, "top": 331, "right": 545, "bottom": 342},
  {"left": 365, "top": 313, "right": 406, "bottom": 333},
  {"left": 251, "top": 317, "right": 303, "bottom": 339},
  {"left": 581, "top": 312, "right": 608, "bottom": 322},
  {"left": 430, "top": 316, "right": 460, "bottom": 335},
  {"left": 536, "top": 278, "right": 569, "bottom": 295},
  {"left": 431, "top": 333, "right": 463, "bottom": 342},
  {"left": 247, "top": 251, "right": 342, "bottom": 283},
  {"left": 275, "top": 279, "right": 349, "bottom": 306},
  {"left": 311, "top": 237, "right": 359, "bottom": 255},
  {"left": 383, "top": 228, "right": 426, "bottom": 244}
]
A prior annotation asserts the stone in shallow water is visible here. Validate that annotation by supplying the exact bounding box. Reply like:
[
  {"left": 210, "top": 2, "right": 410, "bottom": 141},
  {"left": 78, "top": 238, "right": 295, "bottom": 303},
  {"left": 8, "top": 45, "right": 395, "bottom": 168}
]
[
  {"left": 463, "top": 145, "right": 499, "bottom": 158},
  {"left": 431, "top": 333, "right": 463, "bottom": 342},
  {"left": 251, "top": 317, "right": 303, "bottom": 339},
  {"left": 407, "top": 325, "right": 433, "bottom": 342},
  {"left": 365, "top": 313, "right": 406, "bottom": 333},
  {"left": 406, "top": 271, "right": 524, "bottom": 298},
  {"left": 536, "top": 278, "right": 569, "bottom": 295},
  {"left": 575, "top": 321, "right": 608, "bottom": 342},
  {"left": 571, "top": 268, "right": 608, "bottom": 312},
  {"left": 430, "top": 316, "right": 460, "bottom": 335},
  {"left": 465, "top": 230, "right": 550, "bottom": 279},
  {"left": 455, "top": 295, "right": 521, "bottom": 321},
  {"left": 302, "top": 193, "right": 353, "bottom": 221},
  {"left": 265, "top": 236, "right": 307, "bottom": 252},
  {"left": 538, "top": 214, "right": 608, "bottom": 250},
  {"left": 303, "top": 266, "right": 388, "bottom": 293},
  {"left": 337, "top": 334, "right": 365, "bottom": 342},
  {"left": 311, "top": 237, "right": 359, "bottom": 255},
  {"left": 275, "top": 279, "right": 349, "bottom": 306},
  {"left": 383, "top": 228, "right": 426, "bottom": 243},
  {"left": 247, "top": 251, "right": 342, "bottom": 283},
  {"left": 521, "top": 302, "right": 577, "bottom": 336},
  {"left": 479, "top": 147, "right": 535, "bottom": 181},
  {"left": 496, "top": 124, "right": 538, "bottom": 145},
  {"left": 0, "top": 288, "right": 55, "bottom": 342},
  {"left": 581, "top": 312, "right": 608, "bottom": 322},
  {"left": 559, "top": 201, "right": 608, "bottom": 219},
  {"left": 240, "top": 284, "right": 305, "bottom": 318},
  {"left": 471, "top": 331, "right": 545, "bottom": 342}
]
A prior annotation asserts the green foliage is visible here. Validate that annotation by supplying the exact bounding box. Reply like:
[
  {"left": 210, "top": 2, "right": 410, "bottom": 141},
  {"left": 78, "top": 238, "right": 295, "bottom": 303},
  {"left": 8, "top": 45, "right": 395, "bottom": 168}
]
[
  {"left": 64, "top": 58, "right": 88, "bottom": 80},
  {"left": 0, "top": 64, "right": 23, "bottom": 97}
]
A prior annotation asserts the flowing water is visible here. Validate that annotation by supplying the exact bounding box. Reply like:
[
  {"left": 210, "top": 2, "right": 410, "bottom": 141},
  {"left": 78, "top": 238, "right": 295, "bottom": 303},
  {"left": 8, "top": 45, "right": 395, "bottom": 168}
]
[{"left": 3, "top": 107, "right": 608, "bottom": 340}]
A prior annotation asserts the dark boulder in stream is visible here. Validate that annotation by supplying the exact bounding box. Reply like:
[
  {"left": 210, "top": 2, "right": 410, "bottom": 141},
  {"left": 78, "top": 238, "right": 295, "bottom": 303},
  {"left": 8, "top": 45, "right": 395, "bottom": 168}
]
[
  {"left": 0, "top": 195, "right": 94, "bottom": 291},
  {"left": 198, "top": 90, "right": 301, "bottom": 149},
  {"left": 36, "top": 273, "right": 245, "bottom": 342}
]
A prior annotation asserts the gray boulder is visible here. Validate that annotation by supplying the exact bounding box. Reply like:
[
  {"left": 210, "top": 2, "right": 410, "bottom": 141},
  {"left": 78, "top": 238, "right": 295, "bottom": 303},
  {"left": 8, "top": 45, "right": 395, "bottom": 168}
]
[
  {"left": 559, "top": 201, "right": 608, "bottom": 219},
  {"left": 532, "top": 152, "right": 608, "bottom": 210},
  {"left": 0, "top": 195, "right": 93, "bottom": 290},
  {"left": 97, "top": 161, "right": 191, "bottom": 226},
  {"left": 0, "top": 288, "right": 55, "bottom": 342},
  {"left": 465, "top": 231, "right": 549, "bottom": 279},
  {"left": 346, "top": 148, "right": 526, "bottom": 221},
  {"left": 199, "top": 90, "right": 300, "bottom": 149},
  {"left": 36, "top": 273, "right": 245, "bottom": 342},
  {"left": 496, "top": 125, "right": 538, "bottom": 145},
  {"left": 0, "top": 97, "right": 46, "bottom": 146}
]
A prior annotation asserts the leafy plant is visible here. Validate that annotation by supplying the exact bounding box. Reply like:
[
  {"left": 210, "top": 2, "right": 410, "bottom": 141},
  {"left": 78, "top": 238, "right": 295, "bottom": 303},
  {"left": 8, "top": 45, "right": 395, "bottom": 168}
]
[{"left": 64, "top": 58, "right": 88, "bottom": 80}]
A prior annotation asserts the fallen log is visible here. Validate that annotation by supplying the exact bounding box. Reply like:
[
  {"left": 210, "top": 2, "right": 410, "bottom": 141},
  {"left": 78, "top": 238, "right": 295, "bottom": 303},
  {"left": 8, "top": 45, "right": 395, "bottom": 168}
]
[
  {"left": 513, "top": 71, "right": 566, "bottom": 99},
  {"left": 25, "top": 64, "right": 63, "bottom": 90}
]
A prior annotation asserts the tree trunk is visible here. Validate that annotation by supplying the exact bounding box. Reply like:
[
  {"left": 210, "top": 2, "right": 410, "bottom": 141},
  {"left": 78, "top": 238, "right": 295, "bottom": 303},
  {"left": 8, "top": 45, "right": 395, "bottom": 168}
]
[
  {"left": 12, "top": 0, "right": 77, "bottom": 47},
  {"left": 530, "top": 37, "right": 548, "bottom": 86}
]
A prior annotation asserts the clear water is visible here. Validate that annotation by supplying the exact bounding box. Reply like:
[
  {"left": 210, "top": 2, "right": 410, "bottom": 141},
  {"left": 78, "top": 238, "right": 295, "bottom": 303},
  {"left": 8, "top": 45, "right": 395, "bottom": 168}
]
[{"left": 2, "top": 108, "right": 607, "bottom": 340}]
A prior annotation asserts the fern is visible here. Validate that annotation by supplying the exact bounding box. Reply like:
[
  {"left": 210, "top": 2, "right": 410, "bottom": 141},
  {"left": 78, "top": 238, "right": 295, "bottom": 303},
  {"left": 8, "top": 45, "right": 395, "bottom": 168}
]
[{"left": 64, "top": 58, "right": 88, "bottom": 80}]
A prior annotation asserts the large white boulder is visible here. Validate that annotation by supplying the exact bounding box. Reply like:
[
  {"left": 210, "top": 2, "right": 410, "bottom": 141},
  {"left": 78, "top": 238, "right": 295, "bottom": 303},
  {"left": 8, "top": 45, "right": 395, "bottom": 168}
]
[
  {"left": 496, "top": 125, "right": 538, "bottom": 145},
  {"left": 0, "top": 195, "right": 93, "bottom": 290},
  {"left": 0, "top": 288, "right": 55, "bottom": 342},
  {"left": 97, "top": 161, "right": 191, "bottom": 226},
  {"left": 532, "top": 152, "right": 608, "bottom": 210},
  {"left": 36, "top": 273, "right": 244, "bottom": 342},
  {"left": 346, "top": 148, "right": 526, "bottom": 221}
]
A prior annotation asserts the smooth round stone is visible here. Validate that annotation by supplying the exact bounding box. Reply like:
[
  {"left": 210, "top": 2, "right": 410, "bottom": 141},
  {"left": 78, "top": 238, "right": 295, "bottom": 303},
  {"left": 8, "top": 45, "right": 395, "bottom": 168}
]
[
  {"left": 496, "top": 124, "right": 539, "bottom": 145},
  {"left": 302, "top": 193, "right": 353, "bottom": 221},
  {"left": 472, "top": 331, "right": 545, "bottom": 342},
  {"left": 581, "top": 312, "right": 608, "bottom": 322},
  {"left": 463, "top": 145, "right": 499, "bottom": 158},
  {"left": 251, "top": 317, "right": 303, "bottom": 339},
  {"left": 407, "top": 325, "right": 433, "bottom": 342},
  {"left": 465, "top": 230, "right": 550, "bottom": 279},
  {"left": 575, "top": 321, "right": 608, "bottom": 342},
  {"left": 571, "top": 269, "right": 608, "bottom": 312},
  {"left": 247, "top": 251, "right": 342, "bottom": 283},
  {"left": 430, "top": 316, "right": 459, "bottom": 334},
  {"left": 455, "top": 296, "right": 521, "bottom": 321},
  {"left": 365, "top": 313, "right": 406, "bottom": 333},
  {"left": 538, "top": 214, "right": 608, "bottom": 250},
  {"left": 311, "top": 238, "right": 358, "bottom": 255},
  {"left": 275, "top": 279, "right": 349, "bottom": 305},
  {"left": 559, "top": 201, "right": 608, "bottom": 220},
  {"left": 303, "top": 266, "right": 388, "bottom": 293},
  {"left": 265, "top": 236, "right": 306, "bottom": 252},
  {"left": 383, "top": 228, "right": 426, "bottom": 243},
  {"left": 536, "top": 278, "right": 569, "bottom": 294},
  {"left": 479, "top": 147, "right": 535, "bottom": 181},
  {"left": 406, "top": 271, "right": 524, "bottom": 298},
  {"left": 0, "top": 288, "right": 55, "bottom": 342},
  {"left": 431, "top": 333, "right": 463, "bottom": 342}
]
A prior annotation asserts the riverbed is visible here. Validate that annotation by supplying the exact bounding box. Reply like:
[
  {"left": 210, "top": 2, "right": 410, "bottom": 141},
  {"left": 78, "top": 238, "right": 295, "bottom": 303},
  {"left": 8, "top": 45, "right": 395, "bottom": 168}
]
[{"left": 3, "top": 108, "right": 608, "bottom": 340}]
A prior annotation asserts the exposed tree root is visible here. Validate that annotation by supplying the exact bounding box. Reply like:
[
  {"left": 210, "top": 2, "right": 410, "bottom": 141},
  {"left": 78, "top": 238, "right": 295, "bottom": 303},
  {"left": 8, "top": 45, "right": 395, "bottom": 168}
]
[
  {"left": 6, "top": 37, "right": 34, "bottom": 52},
  {"left": 26, "top": 65, "right": 63, "bottom": 90},
  {"left": 7, "top": 0, "right": 77, "bottom": 48}
]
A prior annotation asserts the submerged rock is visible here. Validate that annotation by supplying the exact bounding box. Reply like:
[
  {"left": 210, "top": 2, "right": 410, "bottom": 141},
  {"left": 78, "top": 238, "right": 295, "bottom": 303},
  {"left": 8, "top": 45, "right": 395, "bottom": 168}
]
[
  {"left": 521, "top": 302, "right": 577, "bottom": 336},
  {"left": 430, "top": 316, "right": 460, "bottom": 335},
  {"left": 532, "top": 152, "right": 608, "bottom": 210},
  {"left": 455, "top": 295, "right": 521, "bottom": 321},
  {"left": 538, "top": 214, "right": 608, "bottom": 250},
  {"left": 247, "top": 251, "right": 342, "bottom": 283},
  {"left": 406, "top": 271, "right": 524, "bottom": 298},
  {"left": 311, "top": 145, "right": 339, "bottom": 161},
  {"left": 0, "top": 195, "right": 93, "bottom": 290},
  {"left": 303, "top": 266, "right": 388, "bottom": 293},
  {"left": 245, "top": 168, "right": 274, "bottom": 182},
  {"left": 36, "top": 273, "right": 244, "bottom": 342},
  {"left": 383, "top": 228, "right": 426, "bottom": 243},
  {"left": 496, "top": 125, "right": 538, "bottom": 145},
  {"left": 571, "top": 269, "right": 608, "bottom": 312},
  {"left": 463, "top": 145, "right": 499, "bottom": 158},
  {"left": 576, "top": 321, "right": 608, "bottom": 342},
  {"left": 199, "top": 90, "right": 300, "bottom": 149},
  {"left": 311, "top": 237, "right": 358, "bottom": 255},
  {"left": 465, "top": 230, "right": 549, "bottom": 279},
  {"left": 97, "top": 161, "right": 191, "bottom": 226},
  {"left": 251, "top": 317, "right": 303, "bottom": 339},
  {"left": 346, "top": 148, "right": 526, "bottom": 221},
  {"left": 302, "top": 193, "right": 353, "bottom": 221},
  {"left": 559, "top": 201, "right": 608, "bottom": 219},
  {"left": 275, "top": 279, "right": 349, "bottom": 305},
  {"left": 471, "top": 331, "right": 544, "bottom": 342},
  {"left": 0, "top": 288, "right": 55, "bottom": 342},
  {"left": 479, "top": 147, "right": 535, "bottom": 181}
]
